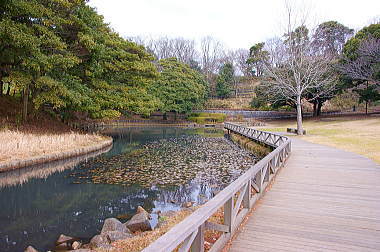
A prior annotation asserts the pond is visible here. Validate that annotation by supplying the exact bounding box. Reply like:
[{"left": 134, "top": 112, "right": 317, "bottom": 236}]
[{"left": 0, "top": 127, "right": 257, "bottom": 252}]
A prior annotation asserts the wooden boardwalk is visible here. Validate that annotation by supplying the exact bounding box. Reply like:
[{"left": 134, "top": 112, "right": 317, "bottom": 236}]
[{"left": 229, "top": 138, "right": 380, "bottom": 251}]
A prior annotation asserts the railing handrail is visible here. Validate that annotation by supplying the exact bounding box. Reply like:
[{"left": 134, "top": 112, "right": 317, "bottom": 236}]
[{"left": 143, "top": 122, "right": 291, "bottom": 252}]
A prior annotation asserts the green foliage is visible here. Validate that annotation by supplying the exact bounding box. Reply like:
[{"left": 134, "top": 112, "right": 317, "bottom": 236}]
[
  {"left": 247, "top": 43, "right": 269, "bottom": 76},
  {"left": 0, "top": 0, "right": 161, "bottom": 120},
  {"left": 342, "top": 24, "right": 380, "bottom": 108},
  {"left": 187, "top": 112, "right": 226, "bottom": 124},
  {"left": 343, "top": 24, "right": 380, "bottom": 60},
  {"left": 150, "top": 58, "right": 208, "bottom": 115},
  {"left": 250, "top": 84, "right": 295, "bottom": 110},
  {"left": 313, "top": 21, "right": 353, "bottom": 55},
  {"left": 216, "top": 63, "right": 234, "bottom": 98}
]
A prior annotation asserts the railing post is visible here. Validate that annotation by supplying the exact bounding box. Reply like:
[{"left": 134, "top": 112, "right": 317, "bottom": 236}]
[
  {"left": 224, "top": 198, "right": 233, "bottom": 233},
  {"left": 243, "top": 180, "right": 251, "bottom": 208},
  {"left": 191, "top": 224, "right": 205, "bottom": 252}
]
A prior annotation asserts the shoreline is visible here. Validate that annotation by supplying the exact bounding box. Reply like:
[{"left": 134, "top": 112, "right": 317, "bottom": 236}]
[{"left": 0, "top": 137, "right": 113, "bottom": 173}]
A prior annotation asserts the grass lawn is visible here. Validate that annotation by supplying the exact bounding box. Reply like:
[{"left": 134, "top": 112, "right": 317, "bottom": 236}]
[{"left": 258, "top": 115, "right": 380, "bottom": 164}]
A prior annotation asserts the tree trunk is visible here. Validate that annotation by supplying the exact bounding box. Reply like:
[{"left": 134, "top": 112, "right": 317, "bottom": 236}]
[
  {"left": 296, "top": 95, "right": 304, "bottom": 135},
  {"left": 163, "top": 112, "right": 167, "bottom": 120},
  {"left": 0, "top": 80, "right": 3, "bottom": 96},
  {"left": 317, "top": 101, "right": 322, "bottom": 116},
  {"left": 6, "top": 84, "right": 10, "bottom": 95},
  {"left": 365, "top": 101, "right": 368, "bottom": 114},
  {"left": 23, "top": 84, "right": 29, "bottom": 123},
  {"left": 312, "top": 102, "right": 317, "bottom": 117},
  {"left": 174, "top": 111, "right": 177, "bottom": 121}
]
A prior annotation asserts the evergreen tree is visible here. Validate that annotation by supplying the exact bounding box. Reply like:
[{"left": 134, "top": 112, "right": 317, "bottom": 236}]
[{"left": 216, "top": 63, "right": 234, "bottom": 99}]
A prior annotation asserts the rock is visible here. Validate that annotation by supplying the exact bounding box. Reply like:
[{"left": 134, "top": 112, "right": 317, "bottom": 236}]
[
  {"left": 104, "top": 231, "right": 133, "bottom": 242},
  {"left": 25, "top": 246, "right": 39, "bottom": 252},
  {"left": 125, "top": 212, "right": 152, "bottom": 232},
  {"left": 101, "top": 218, "right": 130, "bottom": 234},
  {"left": 136, "top": 206, "right": 148, "bottom": 215},
  {"left": 56, "top": 234, "right": 75, "bottom": 245},
  {"left": 89, "top": 234, "right": 109, "bottom": 247},
  {"left": 72, "top": 241, "right": 81, "bottom": 250}
]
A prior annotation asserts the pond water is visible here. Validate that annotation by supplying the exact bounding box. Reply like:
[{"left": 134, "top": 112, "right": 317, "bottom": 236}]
[{"left": 0, "top": 127, "right": 257, "bottom": 252}]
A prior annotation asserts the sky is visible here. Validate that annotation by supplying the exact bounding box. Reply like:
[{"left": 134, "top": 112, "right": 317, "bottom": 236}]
[{"left": 88, "top": 0, "right": 380, "bottom": 50}]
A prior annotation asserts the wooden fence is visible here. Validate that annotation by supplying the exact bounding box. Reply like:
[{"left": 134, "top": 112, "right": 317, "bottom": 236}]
[{"left": 143, "top": 123, "right": 291, "bottom": 252}]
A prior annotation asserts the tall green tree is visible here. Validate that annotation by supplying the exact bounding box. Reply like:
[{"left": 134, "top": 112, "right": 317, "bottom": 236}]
[
  {"left": 312, "top": 21, "right": 354, "bottom": 56},
  {"left": 150, "top": 58, "right": 208, "bottom": 119},
  {"left": 216, "top": 63, "right": 234, "bottom": 99},
  {"left": 341, "top": 24, "right": 380, "bottom": 113},
  {"left": 0, "top": 0, "right": 80, "bottom": 121},
  {"left": 247, "top": 43, "right": 269, "bottom": 76},
  {"left": 1, "top": 0, "right": 161, "bottom": 121}
]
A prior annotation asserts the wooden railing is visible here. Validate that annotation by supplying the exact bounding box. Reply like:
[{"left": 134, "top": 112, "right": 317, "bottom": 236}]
[{"left": 143, "top": 123, "right": 291, "bottom": 252}]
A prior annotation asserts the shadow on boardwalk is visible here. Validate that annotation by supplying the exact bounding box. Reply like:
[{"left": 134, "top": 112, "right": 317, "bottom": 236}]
[{"left": 229, "top": 138, "right": 380, "bottom": 251}]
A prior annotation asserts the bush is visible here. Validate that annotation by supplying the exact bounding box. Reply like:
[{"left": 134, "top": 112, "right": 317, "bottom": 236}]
[{"left": 187, "top": 113, "right": 226, "bottom": 124}]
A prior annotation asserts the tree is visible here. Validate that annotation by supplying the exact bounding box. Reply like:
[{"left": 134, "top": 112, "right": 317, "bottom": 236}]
[
  {"left": 150, "top": 58, "right": 207, "bottom": 119},
  {"left": 233, "top": 49, "right": 251, "bottom": 76},
  {"left": 216, "top": 63, "right": 235, "bottom": 99},
  {"left": 341, "top": 24, "right": 380, "bottom": 113},
  {"left": 200, "top": 36, "right": 225, "bottom": 89},
  {"left": 312, "top": 21, "right": 354, "bottom": 56},
  {"left": 304, "top": 21, "right": 354, "bottom": 116},
  {"left": 247, "top": 43, "right": 269, "bottom": 76},
  {"left": 0, "top": 0, "right": 82, "bottom": 122},
  {"left": 1, "top": 1, "right": 161, "bottom": 121},
  {"left": 262, "top": 5, "right": 337, "bottom": 134}
]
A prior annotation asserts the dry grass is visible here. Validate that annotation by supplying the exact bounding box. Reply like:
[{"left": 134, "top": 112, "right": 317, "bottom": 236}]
[
  {"left": 0, "top": 130, "right": 108, "bottom": 163},
  {"left": 258, "top": 115, "right": 380, "bottom": 164},
  {"left": 110, "top": 208, "right": 194, "bottom": 252}
]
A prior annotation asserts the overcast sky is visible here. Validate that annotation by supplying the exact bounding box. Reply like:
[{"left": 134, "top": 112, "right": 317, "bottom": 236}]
[{"left": 88, "top": 0, "right": 380, "bottom": 50}]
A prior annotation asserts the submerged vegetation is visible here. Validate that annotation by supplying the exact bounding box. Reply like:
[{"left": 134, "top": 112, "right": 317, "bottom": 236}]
[{"left": 71, "top": 135, "right": 257, "bottom": 188}]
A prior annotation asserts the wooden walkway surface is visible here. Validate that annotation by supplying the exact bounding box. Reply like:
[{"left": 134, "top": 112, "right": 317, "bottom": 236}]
[{"left": 229, "top": 138, "right": 380, "bottom": 251}]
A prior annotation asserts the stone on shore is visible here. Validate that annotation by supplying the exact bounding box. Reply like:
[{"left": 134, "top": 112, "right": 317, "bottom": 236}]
[
  {"left": 125, "top": 207, "right": 152, "bottom": 232},
  {"left": 72, "top": 241, "right": 81, "bottom": 250},
  {"left": 104, "top": 231, "right": 133, "bottom": 242},
  {"left": 89, "top": 234, "right": 109, "bottom": 247},
  {"left": 101, "top": 218, "right": 130, "bottom": 234},
  {"left": 25, "top": 246, "right": 39, "bottom": 252},
  {"left": 56, "top": 234, "right": 75, "bottom": 245}
]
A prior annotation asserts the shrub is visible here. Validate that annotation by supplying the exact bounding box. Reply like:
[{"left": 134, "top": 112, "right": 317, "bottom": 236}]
[{"left": 187, "top": 113, "right": 226, "bottom": 124}]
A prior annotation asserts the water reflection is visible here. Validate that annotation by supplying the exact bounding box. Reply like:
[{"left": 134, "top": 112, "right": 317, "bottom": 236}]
[
  {"left": 0, "top": 146, "right": 111, "bottom": 188},
  {"left": 0, "top": 127, "right": 255, "bottom": 252}
]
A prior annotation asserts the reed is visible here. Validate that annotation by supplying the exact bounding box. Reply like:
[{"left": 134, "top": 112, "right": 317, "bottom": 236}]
[{"left": 0, "top": 130, "right": 108, "bottom": 163}]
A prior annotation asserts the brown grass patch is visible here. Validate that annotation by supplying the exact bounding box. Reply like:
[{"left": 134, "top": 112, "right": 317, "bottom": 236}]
[
  {"left": 258, "top": 115, "right": 380, "bottom": 164},
  {"left": 109, "top": 209, "right": 194, "bottom": 252},
  {"left": 0, "top": 130, "right": 108, "bottom": 163}
]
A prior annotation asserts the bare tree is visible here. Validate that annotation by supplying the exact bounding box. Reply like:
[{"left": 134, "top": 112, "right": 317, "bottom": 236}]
[
  {"left": 200, "top": 36, "right": 225, "bottom": 82},
  {"left": 233, "top": 49, "right": 251, "bottom": 76},
  {"left": 341, "top": 37, "right": 380, "bottom": 85},
  {"left": 129, "top": 36, "right": 201, "bottom": 71},
  {"left": 263, "top": 4, "right": 337, "bottom": 134}
]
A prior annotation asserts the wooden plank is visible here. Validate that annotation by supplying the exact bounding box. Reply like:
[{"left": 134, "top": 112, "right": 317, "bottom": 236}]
[{"left": 228, "top": 138, "right": 380, "bottom": 252}]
